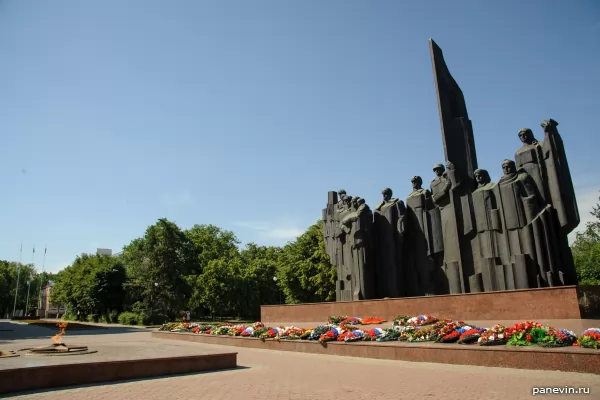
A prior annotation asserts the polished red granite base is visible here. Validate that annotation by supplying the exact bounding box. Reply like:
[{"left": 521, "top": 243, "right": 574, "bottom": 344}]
[
  {"left": 261, "top": 285, "right": 600, "bottom": 323},
  {"left": 153, "top": 331, "right": 600, "bottom": 375},
  {"left": 0, "top": 352, "right": 237, "bottom": 395}
]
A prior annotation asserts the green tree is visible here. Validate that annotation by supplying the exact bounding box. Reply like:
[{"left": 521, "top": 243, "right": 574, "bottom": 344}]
[
  {"left": 0, "top": 261, "right": 37, "bottom": 317},
  {"left": 51, "top": 254, "right": 126, "bottom": 317},
  {"left": 184, "top": 224, "right": 240, "bottom": 314},
  {"left": 238, "top": 243, "right": 282, "bottom": 317},
  {"left": 572, "top": 192, "right": 600, "bottom": 285},
  {"left": 198, "top": 258, "right": 237, "bottom": 319},
  {"left": 277, "top": 220, "right": 336, "bottom": 304},
  {"left": 121, "top": 218, "right": 192, "bottom": 318}
]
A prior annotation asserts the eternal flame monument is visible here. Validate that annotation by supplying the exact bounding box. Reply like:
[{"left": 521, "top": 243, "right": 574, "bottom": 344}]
[{"left": 322, "top": 39, "right": 580, "bottom": 302}]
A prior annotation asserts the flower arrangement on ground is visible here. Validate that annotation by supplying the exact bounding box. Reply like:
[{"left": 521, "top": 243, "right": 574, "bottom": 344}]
[
  {"left": 537, "top": 328, "right": 577, "bottom": 348},
  {"left": 407, "top": 326, "right": 435, "bottom": 342},
  {"left": 363, "top": 328, "right": 385, "bottom": 341},
  {"left": 398, "top": 315, "right": 438, "bottom": 326},
  {"left": 478, "top": 324, "right": 508, "bottom": 346},
  {"left": 338, "top": 329, "right": 366, "bottom": 342},
  {"left": 307, "top": 325, "right": 334, "bottom": 340},
  {"left": 376, "top": 327, "right": 403, "bottom": 341},
  {"left": 319, "top": 327, "right": 341, "bottom": 342},
  {"left": 577, "top": 328, "right": 600, "bottom": 349},
  {"left": 431, "top": 321, "right": 464, "bottom": 342},
  {"left": 505, "top": 321, "right": 546, "bottom": 346},
  {"left": 457, "top": 328, "right": 486, "bottom": 344},
  {"left": 158, "top": 315, "right": 600, "bottom": 351},
  {"left": 328, "top": 316, "right": 386, "bottom": 325},
  {"left": 328, "top": 316, "right": 348, "bottom": 325}
]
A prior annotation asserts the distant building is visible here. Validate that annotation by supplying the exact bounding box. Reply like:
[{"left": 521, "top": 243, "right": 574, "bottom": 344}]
[
  {"left": 96, "top": 248, "right": 113, "bottom": 256},
  {"left": 39, "top": 281, "right": 66, "bottom": 318}
]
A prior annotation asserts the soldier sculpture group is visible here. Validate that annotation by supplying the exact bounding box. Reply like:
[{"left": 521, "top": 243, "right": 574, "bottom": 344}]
[{"left": 322, "top": 120, "right": 580, "bottom": 301}]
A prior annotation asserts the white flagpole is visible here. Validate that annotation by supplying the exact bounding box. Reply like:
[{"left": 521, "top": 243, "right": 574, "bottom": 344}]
[
  {"left": 12, "top": 241, "right": 24, "bottom": 317},
  {"left": 38, "top": 246, "right": 47, "bottom": 312}
]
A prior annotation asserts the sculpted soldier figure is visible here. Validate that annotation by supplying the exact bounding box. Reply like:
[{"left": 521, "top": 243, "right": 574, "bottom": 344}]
[
  {"left": 341, "top": 197, "right": 375, "bottom": 299},
  {"left": 495, "top": 159, "right": 560, "bottom": 289},
  {"left": 429, "top": 164, "right": 450, "bottom": 263},
  {"left": 472, "top": 169, "right": 502, "bottom": 260},
  {"left": 405, "top": 176, "right": 437, "bottom": 295},
  {"left": 373, "top": 188, "right": 406, "bottom": 298},
  {"left": 515, "top": 128, "right": 548, "bottom": 203},
  {"left": 471, "top": 169, "right": 505, "bottom": 291},
  {"left": 332, "top": 191, "right": 353, "bottom": 300},
  {"left": 513, "top": 120, "right": 579, "bottom": 285},
  {"left": 431, "top": 164, "right": 452, "bottom": 207}
]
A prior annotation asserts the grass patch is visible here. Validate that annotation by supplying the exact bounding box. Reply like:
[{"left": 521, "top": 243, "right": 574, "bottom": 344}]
[{"left": 21, "top": 320, "right": 106, "bottom": 330}]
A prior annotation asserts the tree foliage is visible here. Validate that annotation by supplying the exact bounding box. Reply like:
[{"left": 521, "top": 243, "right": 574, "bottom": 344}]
[
  {"left": 120, "top": 218, "right": 192, "bottom": 318},
  {"left": 51, "top": 254, "right": 126, "bottom": 316},
  {"left": 30, "top": 217, "right": 336, "bottom": 322},
  {"left": 572, "top": 192, "right": 600, "bottom": 285},
  {"left": 277, "top": 221, "right": 336, "bottom": 304},
  {"left": 0, "top": 261, "right": 54, "bottom": 317}
]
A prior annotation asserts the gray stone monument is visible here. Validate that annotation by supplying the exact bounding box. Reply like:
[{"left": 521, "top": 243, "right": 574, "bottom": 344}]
[
  {"left": 320, "top": 39, "right": 580, "bottom": 301},
  {"left": 373, "top": 188, "right": 406, "bottom": 298}
]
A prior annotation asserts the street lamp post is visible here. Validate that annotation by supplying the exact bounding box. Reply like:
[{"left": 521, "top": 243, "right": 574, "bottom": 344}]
[
  {"left": 272, "top": 276, "right": 282, "bottom": 304},
  {"left": 25, "top": 281, "right": 31, "bottom": 316}
]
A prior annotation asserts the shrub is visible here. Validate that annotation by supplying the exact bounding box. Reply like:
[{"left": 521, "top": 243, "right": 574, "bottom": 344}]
[
  {"left": 87, "top": 314, "right": 99, "bottom": 323},
  {"left": 118, "top": 312, "right": 140, "bottom": 325},
  {"left": 108, "top": 310, "right": 119, "bottom": 323},
  {"left": 62, "top": 313, "right": 77, "bottom": 321},
  {"left": 99, "top": 314, "right": 109, "bottom": 323}
]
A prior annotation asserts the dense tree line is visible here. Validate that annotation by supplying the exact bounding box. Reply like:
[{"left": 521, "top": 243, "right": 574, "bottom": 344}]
[
  {"left": 48, "top": 218, "right": 335, "bottom": 324},
  {"left": 5, "top": 196, "right": 598, "bottom": 324},
  {"left": 571, "top": 193, "right": 600, "bottom": 285},
  {"left": 0, "top": 261, "right": 55, "bottom": 317}
]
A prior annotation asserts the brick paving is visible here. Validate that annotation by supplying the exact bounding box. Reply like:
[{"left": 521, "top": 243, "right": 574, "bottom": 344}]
[
  {"left": 2, "top": 323, "right": 599, "bottom": 400},
  {"left": 0, "top": 321, "right": 227, "bottom": 370}
]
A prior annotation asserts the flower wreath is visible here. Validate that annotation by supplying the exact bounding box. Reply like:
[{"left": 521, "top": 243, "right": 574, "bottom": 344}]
[
  {"left": 457, "top": 328, "right": 486, "bottom": 344},
  {"left": 328, "top": 316, "right": 349, "bottom": 325},
  {"left": 407, "top": 326, "right": 435, "bottom": 342},
  {"left": 259, "top": 327, "right": 280, "bottom": 341},
  {"left": 406, "top": 315, "right": 438, "bottom": 326},
  {"left": 360, "top": 317, "right": 387, "bottom": 325},
  {"left": 477, "top": 324, "right": 507, "bottom": 346},
  {"left": 212, "top": 326, "right": 232, "bottom": 336},
  {"left": 376, "top": 327, "right": 402, "bottom": 342},
  {"left": 363, "top": 328, "right": 385, "bottom": 341},
  {"left": 393, "top": 315, "right": 409, "bottom": 326},
  {"left": 319, "top": 327, "right": 341, "bottom": 342},
  {"left": 537, "top": 328, "right": 577, "bottom": 348},
  {"left": 278, "top": 326, "right": 304, "bottom": 340},
  {"left": 240, "top": 326, "right": 254, "bottom": 337},
  {"left": 505, "top": 321, "right": 546, "bottom": 346},
  {"left": 227, "top": 325, "right": 247, "bottom": 336},
  {"left": 432, "top": 321, "right": 464, "bottom": 342},
  {"left": 340, "top": 317, "right": 361, "bottom": 325},
  {"left": 439, "top": 330, "right": 461, "bottom": 343},
  {"left": 308, "top": 325, "right": 335, "bottom": 340},
  {"left": 577, "top": 328, "right": 600, "bottom": 349},
  {"left": 396, "top": 326, "right": 416, "bottom": 341},
  {"left": 338, "top": 330, "right": 366, "bottom": 342}
]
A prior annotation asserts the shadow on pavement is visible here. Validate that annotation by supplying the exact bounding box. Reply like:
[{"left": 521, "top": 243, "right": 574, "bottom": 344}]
[
  {"left": 0, "top": 321, "right": 152, "bottom": 343},
  {"left": 0, "top": 366, "right": 251, "bottom": 398}
]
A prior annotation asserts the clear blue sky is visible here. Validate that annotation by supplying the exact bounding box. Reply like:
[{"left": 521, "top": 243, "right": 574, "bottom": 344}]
[{"left": 1, "top": 0, "right": 599, "bottom": 273}]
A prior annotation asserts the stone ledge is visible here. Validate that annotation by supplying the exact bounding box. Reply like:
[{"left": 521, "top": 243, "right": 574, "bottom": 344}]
[
  {"left": 153, "top": 331, "right": 600, "bottom": 375},
  {"left": 260, "top": 285, "right": 600, "bottom": 322},
  {"left": 0, "top": 352, "right": 237, "bottom": 395}
]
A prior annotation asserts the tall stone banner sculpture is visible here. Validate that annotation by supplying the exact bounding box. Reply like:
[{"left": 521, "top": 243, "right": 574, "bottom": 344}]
[
  {"left": 321, "top": 39, "right": 580, "bottom": 301},
  {"left": 429, "top": 39, "right": 478, "bottom": 294}
]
